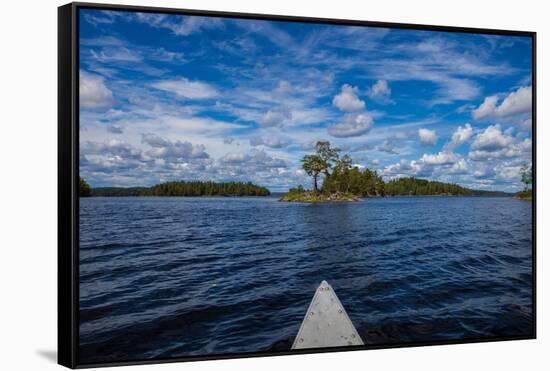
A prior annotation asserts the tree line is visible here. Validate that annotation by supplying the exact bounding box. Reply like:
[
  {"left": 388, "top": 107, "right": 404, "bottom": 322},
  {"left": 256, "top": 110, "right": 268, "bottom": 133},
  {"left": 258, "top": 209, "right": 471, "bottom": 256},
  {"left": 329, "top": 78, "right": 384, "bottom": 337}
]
[
  {"left": 384, "top": 177, "right": 508, "bottom": 196},
  {"left": 298, "top": 141, "right": 511, "bottom": 197},
  {"left": 79, "top": 178, "right": 270, "bottom": 197}
]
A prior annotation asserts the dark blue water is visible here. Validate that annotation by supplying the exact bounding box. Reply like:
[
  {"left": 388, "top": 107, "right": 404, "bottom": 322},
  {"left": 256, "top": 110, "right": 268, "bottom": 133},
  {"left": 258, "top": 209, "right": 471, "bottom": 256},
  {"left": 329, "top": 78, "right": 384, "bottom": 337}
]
[{"left": 79, "top": 196, "right": 533, "bottom": 364}]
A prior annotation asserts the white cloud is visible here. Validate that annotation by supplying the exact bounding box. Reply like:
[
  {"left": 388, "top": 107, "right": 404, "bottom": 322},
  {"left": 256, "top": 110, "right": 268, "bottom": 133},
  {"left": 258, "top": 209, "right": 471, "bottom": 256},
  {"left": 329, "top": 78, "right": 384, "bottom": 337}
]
[
  {"left": 152, "top": 78, "right": 218, "bottom": 99},
  {"left": 495, "top": 162, "right": 523, "bottom": 180},
  {"left": 367, "top": 80, "right": 392, "bottom": 103},
  {"left": 260, "top": 107, "right": 292, "bottom": 127},
  {"left": 497, "top": 86, "right": 532, "bottom": 117},
  {"left": 159, "top": 116, "right": 246, "bottom": 135},
  {"left": 468, "top": 124, "right": 531, "bottom": 161},
  {"left": 444, "top": 123, "right": 473, "bottom": 150},
  {"left": 470, "top": 124, "right": 513, "bottom": 151},
  {"left": 472, "top": 86, "right": 532, "bottom": 120},
  {"left": 383, "top": 159, "right": 424, "bottom": 177},
  {"left": 382, "top": 150, "right": 464, "bottom": 179},
  {"left": 107, "top": 125, "right": 123, "bottom": 134},
  {"left": 90, "top": 47, "right": 141, "bottom": 63},
  {"left": 469, "top": 137, "right": 531, "bottom": 161},
  {"left": 168, "top": 17, "right": 222, "bottom": 36},
  {"left": 219, "top": 149, "right": 287, "bottom": 169},
  {"left": 135, "top": 13, "right": 223, "bottom": 36},
  {"left": 80, "top": 71, "right": 114, "bottom": 109},
  {"left": 272, "top": 80, "right": 293, "bottom": 97},
  {"left": 141, "top": 133, "right": 209, "bottom": 161},
  {"left": 328, "top": 113, "right": 373, "bottom": 138},
  {"left": 421, "top": 151, "right": 459, "bottom": 165},
  {"left": 472, "top": 96, "right": 500, "bottom": 120},
  {"left": 249, "top": 136, "right": 289, "bottom": 148},
  {"left": 448, "top": 158, "right": 469, "bottom": 174},
  {"left": 82, "top": 139, "right": 142, "bottom": 159},
  {"left": 332, "top": 84, "right": 366, "bottom": 112},
  {"left": 418, "top": 128, "right": 438, "bottom": 146}
]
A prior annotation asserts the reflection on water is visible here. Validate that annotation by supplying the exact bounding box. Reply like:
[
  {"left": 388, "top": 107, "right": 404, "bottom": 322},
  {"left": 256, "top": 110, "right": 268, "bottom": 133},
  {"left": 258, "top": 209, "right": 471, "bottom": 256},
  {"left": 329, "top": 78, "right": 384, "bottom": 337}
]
[{"left": 79, "top": 196, "right": 533, "bottom": 364}]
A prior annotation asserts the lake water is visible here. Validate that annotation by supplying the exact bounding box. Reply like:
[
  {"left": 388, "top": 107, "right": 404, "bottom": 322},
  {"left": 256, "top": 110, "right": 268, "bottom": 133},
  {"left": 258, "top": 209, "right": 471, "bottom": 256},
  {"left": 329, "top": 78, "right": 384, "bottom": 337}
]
[{"left": 79, "top": 196, "right": 533, "bottom": 364}]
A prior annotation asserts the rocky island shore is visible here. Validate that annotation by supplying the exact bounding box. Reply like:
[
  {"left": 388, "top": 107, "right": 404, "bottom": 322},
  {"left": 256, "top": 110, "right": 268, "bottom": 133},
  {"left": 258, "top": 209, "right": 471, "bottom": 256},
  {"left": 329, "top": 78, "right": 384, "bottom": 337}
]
[{"left": 280, "top": 190, "right": 361, "bottom": 203}]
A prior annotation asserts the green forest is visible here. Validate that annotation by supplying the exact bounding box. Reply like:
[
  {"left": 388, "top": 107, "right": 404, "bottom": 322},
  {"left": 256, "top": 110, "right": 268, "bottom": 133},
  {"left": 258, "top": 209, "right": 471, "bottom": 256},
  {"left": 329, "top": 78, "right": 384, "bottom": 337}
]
[
  {"left": 79, "top": 179, "right": 270, "bottom": 197},
  {"left": 384, "top": 177, "right": 510, "bottom": 197},
  {"left": 283, "top": 141, "right": 512, "bottom": 202}
]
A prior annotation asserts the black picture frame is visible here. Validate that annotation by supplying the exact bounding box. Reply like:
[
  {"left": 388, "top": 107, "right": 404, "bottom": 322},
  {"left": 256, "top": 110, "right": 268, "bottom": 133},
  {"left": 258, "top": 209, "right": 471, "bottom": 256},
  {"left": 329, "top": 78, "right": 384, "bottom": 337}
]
[{"left": 58, "top": 2, "right": 537, "bottom": 368}]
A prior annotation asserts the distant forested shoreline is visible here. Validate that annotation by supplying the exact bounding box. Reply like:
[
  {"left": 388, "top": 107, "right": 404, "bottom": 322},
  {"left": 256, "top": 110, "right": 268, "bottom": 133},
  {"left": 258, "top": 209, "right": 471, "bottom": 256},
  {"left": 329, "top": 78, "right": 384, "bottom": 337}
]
[
  {"left": 384, "top": 177, "right": 511, "bottom": 197},
  {"left": 80, "top": 179, "right": 271, "bottom": 197},
  {"left": 80, "top": 176, "right": 512, "bottom": 199}
]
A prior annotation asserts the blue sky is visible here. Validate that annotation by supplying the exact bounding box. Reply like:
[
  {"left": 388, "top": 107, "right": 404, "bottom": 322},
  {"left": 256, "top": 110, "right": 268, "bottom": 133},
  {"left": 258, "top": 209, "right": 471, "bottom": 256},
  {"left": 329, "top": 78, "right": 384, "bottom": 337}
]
[{"left": 79, "top": 9, "right": 533, "bottom": 192}]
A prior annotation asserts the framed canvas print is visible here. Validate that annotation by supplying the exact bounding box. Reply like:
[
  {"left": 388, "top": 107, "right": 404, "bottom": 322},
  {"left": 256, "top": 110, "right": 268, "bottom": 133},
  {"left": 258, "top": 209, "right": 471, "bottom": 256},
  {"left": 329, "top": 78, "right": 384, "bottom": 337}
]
[{"left": 58, "top": 2, "right": 536, "bottom": 368}]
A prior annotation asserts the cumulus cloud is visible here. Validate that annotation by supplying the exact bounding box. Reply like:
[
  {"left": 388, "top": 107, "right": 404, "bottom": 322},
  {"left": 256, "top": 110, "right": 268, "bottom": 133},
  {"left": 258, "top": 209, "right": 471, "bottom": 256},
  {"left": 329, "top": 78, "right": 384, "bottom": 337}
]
[
  {"left": 219, "top": 149, "right": 287, "bottom": 169},
  {"left": 470, "top": 124, "right": 513, "bottom": 151},
  {"left": 469, "top": 138, "right": 531, "bottom": 161},
  {"left": 472, "top": 86, "right": 532, "bottom": 120},
  {"left": 383, "top": 159, "right": 425, "bottom": 177},
  {"left": 468, "top": 124, "right": 531, "bottom": 161},
  {"left": 383, "top": 150, "right": 464, "bottom": 179},
  {"left": 82, "top": 139, "right": 143, "bottom": 160},
  {"left": 444, "top": 123, "right": 473, "bottom": 150},
  {"left": 81, "top": 134, "right": 216, "bottom": 187},
  {"left": 152, "top": 78, "right": 218, "bottom": 99},
  {"left": 328, "top": 113, "right": 373, "bottom": 138},
  {"left": 421, "top": 151, "right": 460, "bottom": 165},
  {"left": 418, "top": 128, "right": 438, "bottom": 146},
  {"left": 332, "top": 84, "right": 366, "bottom": 112},
  {"left": 495, "top": 162, "right": 524, "bottom": 181},
  {"left": 367, "top": 80, "right": 392, "bottom": 103},
  {"left": 447, "top": 158, "right": 469, "bottom": 174},
  {"left": 141, "top": 133, "right": 209, "bottom": 161},
  {"left": 249, "top": 136, "right": 289, "bottom": 148},
  {"left": 259, "top": 107, "right": 292, "bottom": 127},
  {"left": 80, "top": 71, "right": 114, "bottom": 109}
]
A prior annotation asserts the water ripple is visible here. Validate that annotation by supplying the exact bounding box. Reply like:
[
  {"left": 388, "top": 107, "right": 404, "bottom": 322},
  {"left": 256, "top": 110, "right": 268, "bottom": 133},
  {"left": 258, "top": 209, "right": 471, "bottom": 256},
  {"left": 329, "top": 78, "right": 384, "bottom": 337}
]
[{"left": 79, "top": 196, "right": 533, "bottom": 364}]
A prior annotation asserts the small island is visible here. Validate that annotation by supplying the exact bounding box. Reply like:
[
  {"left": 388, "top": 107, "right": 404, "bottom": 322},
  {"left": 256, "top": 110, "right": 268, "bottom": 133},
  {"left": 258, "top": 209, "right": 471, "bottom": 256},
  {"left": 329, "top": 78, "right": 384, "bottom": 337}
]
[
  {"left": 515, "top": 164, "right": 533, "bottom": 200},
  {"left": 280, "top": 141, "right": 516, "bottom": 203},
  {"left": 280, "top": 141, "right": 384, "bottom": 202},
  {"left": 79, "top": 179, "right": 270, "bottom": 197},
  {"left": 280, "top": 187, "right": 361, "bottom": 203}
]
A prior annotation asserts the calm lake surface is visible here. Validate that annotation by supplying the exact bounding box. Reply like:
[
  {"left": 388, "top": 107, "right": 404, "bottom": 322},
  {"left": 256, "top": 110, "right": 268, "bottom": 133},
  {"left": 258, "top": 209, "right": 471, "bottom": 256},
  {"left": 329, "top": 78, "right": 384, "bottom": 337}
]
[{"left": 79, "top": 196, "right": 533, "bottom": 363}]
